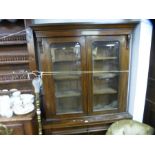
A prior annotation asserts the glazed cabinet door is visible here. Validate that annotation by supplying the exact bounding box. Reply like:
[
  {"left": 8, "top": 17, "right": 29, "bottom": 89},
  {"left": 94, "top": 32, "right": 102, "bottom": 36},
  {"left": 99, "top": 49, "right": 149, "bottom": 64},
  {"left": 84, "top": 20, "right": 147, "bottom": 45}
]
[
  {"left": 86, "top": 36, "right": 129, "bottom": 114},
  {"left": 41, "top": 37, "right": 87, "bottom": 118}
]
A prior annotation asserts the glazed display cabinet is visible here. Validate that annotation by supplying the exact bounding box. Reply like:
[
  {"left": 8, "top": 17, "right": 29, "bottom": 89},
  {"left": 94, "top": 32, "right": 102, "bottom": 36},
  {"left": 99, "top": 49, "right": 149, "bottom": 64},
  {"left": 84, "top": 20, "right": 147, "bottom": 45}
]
[{"left": 27, "top": 23, "right": 134, "bottom": 134}]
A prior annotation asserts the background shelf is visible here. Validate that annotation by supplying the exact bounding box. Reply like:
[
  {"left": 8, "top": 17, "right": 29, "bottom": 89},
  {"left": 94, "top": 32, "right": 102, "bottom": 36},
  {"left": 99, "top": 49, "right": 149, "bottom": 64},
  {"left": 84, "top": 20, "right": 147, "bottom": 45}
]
[
  {"left": 0, "top": 79, "right": 31, "bottom": 84},
  {"left": 0, "top": 60, "right": 29, "bottom": 65},
  {"left": 0, "top": 40, "right": 27, "bottom": 45},
  {"left": 0, "top": 89, "right": 34, "bottom": 95}
]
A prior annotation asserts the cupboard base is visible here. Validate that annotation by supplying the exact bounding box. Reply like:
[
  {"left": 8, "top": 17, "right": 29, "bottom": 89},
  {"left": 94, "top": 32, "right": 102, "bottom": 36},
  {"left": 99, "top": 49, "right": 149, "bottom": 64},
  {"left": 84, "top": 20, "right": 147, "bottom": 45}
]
[
  {"left": 0, "top": 112, "right": 38, "bottom": 135},
  {"left": 42, "top": 112, "right": 132, "bottom": 135}
]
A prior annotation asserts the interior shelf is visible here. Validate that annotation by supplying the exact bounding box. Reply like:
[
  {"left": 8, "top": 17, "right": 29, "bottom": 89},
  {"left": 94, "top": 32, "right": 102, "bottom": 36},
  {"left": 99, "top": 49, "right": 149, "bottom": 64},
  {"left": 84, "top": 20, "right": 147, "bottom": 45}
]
[
  {"left": 56, "top": 90, "right": 81, "bottom": 98},
  {"left": 53, "top": 58, "right": 80, "bottom": 63},
  {"left": 93, "top": 56, "right": 117, "bottom": 60},
  {"left": 93, "top": 73, "right": 117, "bottom": 79},
  {"left": 94, "top": 107, "right": 117, "bottom": 111},
  {"left": 53, "top": 75, "right": 81, "bottom": 80},
  {"left": 93, "top": 88, "right": 117, "bottom": 95},
  {"left": 57, "top": 110, "right": 82, "bottom": 115}
]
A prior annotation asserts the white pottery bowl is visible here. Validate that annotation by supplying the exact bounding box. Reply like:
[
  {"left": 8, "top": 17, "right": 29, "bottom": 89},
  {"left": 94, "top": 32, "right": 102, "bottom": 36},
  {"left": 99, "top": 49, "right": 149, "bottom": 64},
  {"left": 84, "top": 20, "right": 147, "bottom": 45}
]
[
  {"left": 13, "top": 103, "right": 35, "bottom": 115},
  {"left": 20, "top": 94, "right": 34, "bottom": 100}
]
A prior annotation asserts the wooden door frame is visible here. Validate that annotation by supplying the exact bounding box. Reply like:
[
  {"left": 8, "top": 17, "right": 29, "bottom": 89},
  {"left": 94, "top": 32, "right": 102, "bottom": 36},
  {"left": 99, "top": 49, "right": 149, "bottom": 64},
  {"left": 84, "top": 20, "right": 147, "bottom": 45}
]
[
  {"left": 86, "top": 35, "right": 130, "bottom": 115},
  {"left": 41, "top": 37, "right": 88, "bottom": 119}
]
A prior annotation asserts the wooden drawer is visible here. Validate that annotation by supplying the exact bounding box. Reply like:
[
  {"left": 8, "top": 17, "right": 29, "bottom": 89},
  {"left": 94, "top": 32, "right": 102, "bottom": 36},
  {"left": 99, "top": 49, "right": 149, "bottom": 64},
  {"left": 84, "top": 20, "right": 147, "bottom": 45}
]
[
  {"left": 4, "top": 122, "right": 25, "bottom": 135},
  {"left": 43, "top": 126, "right": 88, "bottom": 135},
  {"left": 42, "top": 112, "right": 132, "bottom": 135}
]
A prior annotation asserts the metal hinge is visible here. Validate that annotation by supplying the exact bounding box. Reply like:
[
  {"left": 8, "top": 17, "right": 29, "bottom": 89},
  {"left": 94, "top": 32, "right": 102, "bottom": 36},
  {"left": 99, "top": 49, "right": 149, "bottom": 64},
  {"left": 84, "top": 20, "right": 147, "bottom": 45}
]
[{"left": 126, "top": 34, "right": 131, "bottom": 49}]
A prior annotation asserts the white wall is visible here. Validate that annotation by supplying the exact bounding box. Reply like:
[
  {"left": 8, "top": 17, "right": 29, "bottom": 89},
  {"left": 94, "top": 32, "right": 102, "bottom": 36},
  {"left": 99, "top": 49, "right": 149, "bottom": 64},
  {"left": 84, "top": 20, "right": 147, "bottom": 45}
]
[
  {"left": 33, "top": 19, "right": 138, "bottom": 24},
  {"left": 128, "top": 20, "right": 153, "bottom": 122}
]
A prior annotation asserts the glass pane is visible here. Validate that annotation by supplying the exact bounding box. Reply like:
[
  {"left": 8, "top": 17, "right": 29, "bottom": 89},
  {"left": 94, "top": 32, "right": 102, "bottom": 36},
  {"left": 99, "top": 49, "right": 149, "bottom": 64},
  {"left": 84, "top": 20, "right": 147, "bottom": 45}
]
[
  {"left": 50, "top": 42, "right": 82, "bottom": 114},
  {"left": 92, "top": 41, "right": 120, "bottom": 112}
]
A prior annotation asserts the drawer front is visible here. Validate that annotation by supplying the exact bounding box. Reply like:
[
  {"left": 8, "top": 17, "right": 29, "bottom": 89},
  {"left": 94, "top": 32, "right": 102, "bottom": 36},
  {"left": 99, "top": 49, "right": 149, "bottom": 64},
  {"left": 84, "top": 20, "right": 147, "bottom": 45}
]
[
  {"left": 2, "top": 119, "right": 38, "bottom": 135},
  {"left": 4, "top": 123, "right": 25, "bottom": 135},
  {"left": 42, "top": 112, "right": 132, "bottom": 135},
  {"left": 43, "top": 126, "right": 88, "bottom": 135},
  {"left": 43, "top": 124, "right": 110, "bottom": 135},
  {"left": 87, "top": 124, "right": 111, "bottom": 135}
]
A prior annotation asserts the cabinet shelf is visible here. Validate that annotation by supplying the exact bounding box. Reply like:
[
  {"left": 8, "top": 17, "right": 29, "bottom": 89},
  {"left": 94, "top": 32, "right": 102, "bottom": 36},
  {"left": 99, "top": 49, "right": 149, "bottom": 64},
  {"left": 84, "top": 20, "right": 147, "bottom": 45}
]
[
  {"left": 0, "top": 53, "right": 29, "bottom": 65},
  {"left": 0, "top": 111, "right": 35, "bottom": 122},
  {"left": 94, "top": 107, "right": 117, "bottom": 111},
  {"left": 0, "top": 72, "right": 30, "bottom": 84},
  {"left": 56, "top": 90, "right": 81, "bottom": 98},
  {"left": 57, "top": 110, "right": 82, "bottom": 115},
  {"left": 93, "top": 56, "right": 117, "bottom": 60},
  {"left": 53, "top": 58, "right": 80, "bottom": 63},
  {"left": 94, "top": 88, "right": 117, "bottom": 95},
  {"left": 93, "top": 73, "right": 117, "bottom": 79},
  {"left": 53, "top": 75, "right": 81, "bottom": 80}
]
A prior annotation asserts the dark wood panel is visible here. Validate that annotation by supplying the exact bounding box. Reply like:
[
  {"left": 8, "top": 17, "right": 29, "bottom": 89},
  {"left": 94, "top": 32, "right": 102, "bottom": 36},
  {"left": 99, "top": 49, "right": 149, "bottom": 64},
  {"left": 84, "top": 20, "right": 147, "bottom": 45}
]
[
  {"left": 36, "top": 29, "right": 132, "bottom": 38},
  {"left": 0, "top": 112, "right": 38, "bottom": 135},
  {"left": 43, "top": 112, "right": 131, "bottom": 134},
  {"left": 146, "top": 79, "right": 155, "bottom": 102},
  {"left": 31, "top": 23, "right": 136, "bottom": 31},
  {"left": 5, "top": 123, "right": 25, "bottom": 135},
  {"left": 43, "top": 112, "right": 132, "bottom": 129},
  {"left": 144, "top": 100, "right": 155, "bottom": 127},
  {"left": 43, "top": 126, "right": 88, "bottom": 135},
  {"left": 26, "top": 28, "right": 37, "bottom": 71}
]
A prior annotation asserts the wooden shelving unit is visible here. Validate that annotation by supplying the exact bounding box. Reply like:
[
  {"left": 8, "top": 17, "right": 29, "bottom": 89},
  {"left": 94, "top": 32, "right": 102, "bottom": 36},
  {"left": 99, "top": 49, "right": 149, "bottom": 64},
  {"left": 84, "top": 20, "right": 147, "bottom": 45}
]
[
  {"left": 0, "top": 29, "right": 32, "bottom": 94},
  {"left": 0, "top": 20, "right": 38, "bottom": 135}
]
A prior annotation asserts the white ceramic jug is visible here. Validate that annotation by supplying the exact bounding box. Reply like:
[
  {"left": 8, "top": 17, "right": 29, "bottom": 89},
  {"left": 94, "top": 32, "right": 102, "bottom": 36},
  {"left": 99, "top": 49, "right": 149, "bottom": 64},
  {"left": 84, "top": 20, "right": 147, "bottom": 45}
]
[{"left": 0, "top": 95, "right": 13, "bottom": 118}]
